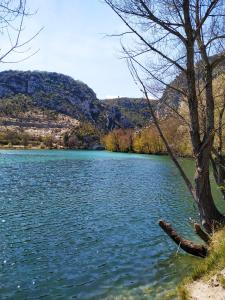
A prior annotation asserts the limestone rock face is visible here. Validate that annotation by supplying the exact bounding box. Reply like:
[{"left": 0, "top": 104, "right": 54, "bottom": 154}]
[
  {"left": 0, "top": 71, "right": 99, "bottom": 122},
  {"left": 0, "top": 70, "right": 135, "bottom": 130}
]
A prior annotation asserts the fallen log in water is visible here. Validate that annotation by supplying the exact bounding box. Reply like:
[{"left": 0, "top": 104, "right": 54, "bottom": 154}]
[{"left": 158, "top": 220, "right": 208, "bottom": 258}]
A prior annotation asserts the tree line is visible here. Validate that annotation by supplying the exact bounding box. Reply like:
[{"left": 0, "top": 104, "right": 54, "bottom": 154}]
[{"left": 103, "top": 117, "right": 192, "bottom": 156}]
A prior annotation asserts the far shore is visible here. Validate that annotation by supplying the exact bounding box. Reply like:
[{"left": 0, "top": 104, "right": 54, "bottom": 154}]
[
  {"left": 0, "top": 145, "right": 105, "bottom": 151},
  {"left": 0, "top": 145, "right": 194, "bottom": 159}
]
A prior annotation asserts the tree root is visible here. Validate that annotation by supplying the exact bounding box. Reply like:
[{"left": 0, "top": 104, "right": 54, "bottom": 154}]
[{"left": 158, "top": 219, "right": 208, "bottom": 258}]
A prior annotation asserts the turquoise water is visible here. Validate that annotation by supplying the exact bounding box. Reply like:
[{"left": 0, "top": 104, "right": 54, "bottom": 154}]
[{"left": 0, "top": 150, "right": 209, "bottom": 299}]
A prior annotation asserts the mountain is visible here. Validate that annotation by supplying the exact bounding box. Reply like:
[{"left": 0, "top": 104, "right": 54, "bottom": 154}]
[
  {"left": 160, "top": 56, "right": 225, "bottom": 113},
  {"left": 103, "top": 97, "right": 157, "bottom": 128},
  {"left": 0, "top": 70, "right": 154, "bottom": 129},
  {"left": 0, "top": 70, "right": 105, "bottom": 125},
  {"left": 0, "top": 70, "right": 155, "bottom": 149}
]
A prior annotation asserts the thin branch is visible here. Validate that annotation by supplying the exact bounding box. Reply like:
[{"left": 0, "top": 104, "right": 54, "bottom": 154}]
[
  {"left": 194, "top": 0, "right": 220, "bottom": 39},
  {"left": 104, "top": 31, "right": 133, "bottom": 38},
  {"left": 105, "top": 0, "right": 186, "bottom": 73},
  {"left": 1, "top": 48, "right": 40, "bottom": 63},
  {"left": 122, "top": 44, "right": 187, "bottom": 97},
  {"left": 128, "top": 58, "right": 196, "bottom": 201},
  {"left": 139, "top": 0, "right": 186, "bottom": 43}
]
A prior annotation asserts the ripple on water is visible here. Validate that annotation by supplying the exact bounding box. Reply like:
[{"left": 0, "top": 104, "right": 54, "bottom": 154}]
[{"left": 0, "top": 150, "right": 210, "bottom": 299}]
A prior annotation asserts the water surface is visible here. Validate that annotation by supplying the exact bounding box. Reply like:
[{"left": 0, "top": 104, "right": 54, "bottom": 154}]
[{"left": 0, "top": 150, "right": 216, "bottom": 299}]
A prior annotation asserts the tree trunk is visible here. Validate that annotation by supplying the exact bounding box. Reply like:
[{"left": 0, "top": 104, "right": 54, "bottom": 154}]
[
  {"left": 195, "top": 152, "right": 225, "bottom": 233},
  {"left": 210, "top": 154, "right": 225, "bottom": 202},
  {"left": 217, "top": 153, "right": 225, "bottom": 186}
]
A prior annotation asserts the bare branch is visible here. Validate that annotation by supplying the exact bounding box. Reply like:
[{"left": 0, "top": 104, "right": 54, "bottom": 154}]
[
  {"left": 128, "top": 58, "right": 196, "bottom": 201},
  {"left": 105, "top": 0, "right": 186, "bottom": 73}
]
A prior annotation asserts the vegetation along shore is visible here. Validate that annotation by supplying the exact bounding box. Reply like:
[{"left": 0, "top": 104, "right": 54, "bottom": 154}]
[{"left": 2, "top": 0, "right": 225, "bottom": 299}]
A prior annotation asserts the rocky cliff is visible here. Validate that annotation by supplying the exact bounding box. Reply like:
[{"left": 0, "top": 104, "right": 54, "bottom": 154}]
[
  {"left": 103, "top": 97, "right": 157, "bottom": 128},
  {"left": 0, "top": 70, "right": 148, "bottom": 131},
  {"left": 0, "top": 70, "right": 156, "bottom": 149},
  {"left": 0, "top": 70, "right": 103, "bottom": 125}
]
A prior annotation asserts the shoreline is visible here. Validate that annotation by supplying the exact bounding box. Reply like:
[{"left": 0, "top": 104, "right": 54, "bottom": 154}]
[
  {"left": 0, "top": 145, "right": 194, "bottom": 158},
  {"left": 0, "top": 145, "right": 105, "bottom": 151},
  {"left": 187, "top": 272, "right": 225, "bottom": 300},
  {"left": 178, "top": 227, "right": 225, "bottom": 299}
]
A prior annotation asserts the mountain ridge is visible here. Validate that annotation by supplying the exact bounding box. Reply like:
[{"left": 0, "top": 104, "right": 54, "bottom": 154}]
[
  {"left": 0, "top": 70, "right": 154, "bottom": 130},
  {"left": 0, "top": 70, "right": 155, "bottom": 148}
]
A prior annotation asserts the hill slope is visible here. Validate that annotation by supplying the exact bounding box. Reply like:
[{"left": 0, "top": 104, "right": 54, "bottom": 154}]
[
  {"left": 103, "top": 97, "right": 157, "bottom": 128},
  {"left": 0, "top": 70, "right": 104, "bottom": 125},
  {"left": 0, "top": 70, "right": 156, "bottom": 148},
  {"left": 0, "top": 70, "right": 153, "bottom": 132}
]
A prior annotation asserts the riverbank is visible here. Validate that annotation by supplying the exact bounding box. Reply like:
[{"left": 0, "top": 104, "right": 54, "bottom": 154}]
[
  {"left": 103, "top": 120, "right": 193, "bottom": 157},
  {"left": 178, "top": 227, "right": 225, "bottom": 299},
  {"left": 0, "top": 146, "right": 194, "bottom": 159},
  {"left": 187, "top": 271, "right": 225, "bottom": 299},
  {"left": 0, "top": 144, "right": 105, "bottom": 150}
]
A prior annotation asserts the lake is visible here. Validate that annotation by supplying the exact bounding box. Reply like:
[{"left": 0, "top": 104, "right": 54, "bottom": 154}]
[{"left": 0, "top": 150, "right": 214, "bottom": 299}]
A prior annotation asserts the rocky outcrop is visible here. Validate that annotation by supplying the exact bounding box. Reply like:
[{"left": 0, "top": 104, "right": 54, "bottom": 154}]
[
  {"left": 0, "top": 70, "right": 138, "bottom": 131},
  {"left": 103, "top": 97, "right": 157, "bottom": 128},
  {"left": 159, "top": 56, "right": 225, "bottom": 115},
  {"left": 0, "top": 70, "right": 102, "bottom": 124}
]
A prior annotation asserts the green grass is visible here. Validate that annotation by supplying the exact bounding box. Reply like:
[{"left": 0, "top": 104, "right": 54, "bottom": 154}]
[
  {"left": 177, "top": 278, "right": 191, "bottom": 300},
  {"left": 163, "top": 289, "right": 182, "bottom": 300},
  {"left": 217, "top": 273, "right": 225, "bottom": 288},
  {"left": 178, "top": 226, "right": 225, "bottom": 299},
  {"left": 190, "top": 227, "right": 225, "bottom": 281}
]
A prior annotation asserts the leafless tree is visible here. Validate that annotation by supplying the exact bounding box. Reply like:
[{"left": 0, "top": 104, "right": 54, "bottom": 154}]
[
  {"left": 105, "top": 0, "right": 225, "bottom": 255},
  {"left": 0, "top": 0, "right": 42, "bottom": 64}
]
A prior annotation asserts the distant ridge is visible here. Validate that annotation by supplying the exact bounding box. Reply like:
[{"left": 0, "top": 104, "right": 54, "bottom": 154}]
[{"left": 0, "top": 70, "right": 155, "bottom": 130}]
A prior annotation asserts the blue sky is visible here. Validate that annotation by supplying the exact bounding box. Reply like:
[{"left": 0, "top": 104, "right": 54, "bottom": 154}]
[{"left": 1, "top": 0, "right": 141, "bottom": 99}]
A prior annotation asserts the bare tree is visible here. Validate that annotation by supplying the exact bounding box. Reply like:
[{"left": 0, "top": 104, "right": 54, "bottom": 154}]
[
  {"left": 0, "top": 0, "right": 42, "bottom": 64},
  {"left": 104, "top": 0, "right": 225, "bottom": 249}
]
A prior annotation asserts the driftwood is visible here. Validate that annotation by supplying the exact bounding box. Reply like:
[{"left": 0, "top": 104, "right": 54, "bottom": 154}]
[
  {"left": 194, "top": 223, "right": 211, "bottom": 244},
  {"left": 158, "top": 220, "right": 208, "bottom": 258}
]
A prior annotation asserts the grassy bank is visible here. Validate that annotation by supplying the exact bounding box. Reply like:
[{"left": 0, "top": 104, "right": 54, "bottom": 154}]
[{"left": 177, "top": 227, "right": 225, "bottom": 299}]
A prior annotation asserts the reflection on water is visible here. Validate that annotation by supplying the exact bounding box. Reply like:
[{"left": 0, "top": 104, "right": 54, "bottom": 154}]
[{"left": 0, "top": 150, "right": 219, "bottom": 299}]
